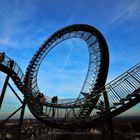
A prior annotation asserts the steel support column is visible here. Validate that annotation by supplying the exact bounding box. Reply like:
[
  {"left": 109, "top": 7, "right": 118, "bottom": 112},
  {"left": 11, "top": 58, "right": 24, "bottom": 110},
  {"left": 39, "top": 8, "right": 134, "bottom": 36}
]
[
  {"left": 17, "top": 99, "right": 26, "bottom": 139},
  {"left": 102, "top": 90, "right": 114, "bottom": 140},
  {"left": 0, "top": 74, "right": 10, "bottom": 109}
]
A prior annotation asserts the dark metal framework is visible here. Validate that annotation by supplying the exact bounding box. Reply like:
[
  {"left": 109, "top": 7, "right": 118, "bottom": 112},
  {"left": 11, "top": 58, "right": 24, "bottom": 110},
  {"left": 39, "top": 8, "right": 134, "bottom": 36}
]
[
  {"left": 25, "top": 24, "right": 109, "bottom": 99},
  {"left": 0, "top": 56, "right": 26, "bottom": 139},
  {"left": 23, "top": 24, "right": 109, "bottom": 127},
  {"left": 0, "top": 24, "right": 139, "bottom": 134}
]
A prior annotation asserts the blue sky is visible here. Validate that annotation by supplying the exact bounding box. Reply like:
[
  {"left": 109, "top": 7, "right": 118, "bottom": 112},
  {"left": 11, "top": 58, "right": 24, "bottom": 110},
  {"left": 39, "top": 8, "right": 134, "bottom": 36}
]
[{"left": 0, "top": 0, "right": 140, "bottom": 118}]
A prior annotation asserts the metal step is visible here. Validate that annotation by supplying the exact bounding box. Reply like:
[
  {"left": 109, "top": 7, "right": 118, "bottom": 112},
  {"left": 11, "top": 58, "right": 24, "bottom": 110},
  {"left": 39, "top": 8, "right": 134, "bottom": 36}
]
[
  {"left": 113, "top": 102, "right": 124, "bottom": 106},
  {"left": 127, "top": 89, "right": 140, "bottom": 98},
  {"left": 110, "top": 106, "right": 116, "bottom": 110},
  {"left": 120, "top": 97, "right": 132, "bottom": 103}
]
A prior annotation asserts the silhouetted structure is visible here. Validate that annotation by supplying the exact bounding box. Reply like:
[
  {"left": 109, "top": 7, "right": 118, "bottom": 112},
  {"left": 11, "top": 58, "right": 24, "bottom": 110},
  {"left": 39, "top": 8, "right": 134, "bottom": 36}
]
[{"left": 0, "top": 24, "right": 140, "bottom": 140}]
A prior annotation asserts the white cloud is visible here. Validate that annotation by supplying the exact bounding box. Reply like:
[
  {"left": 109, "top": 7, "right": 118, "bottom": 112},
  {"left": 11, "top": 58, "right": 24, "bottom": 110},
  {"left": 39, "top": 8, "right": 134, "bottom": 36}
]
[
  {"left": 58, "top": 44, "right": 74, "bottom": 72},
  {"left": 111, "top": 0, "right": 140, "bottom": 25},
  {"left": 0, "top": 1, "right": 47, "bottom": 49},
  {"left": 0, "top": 37, "right": 17, "bottom": 47}
]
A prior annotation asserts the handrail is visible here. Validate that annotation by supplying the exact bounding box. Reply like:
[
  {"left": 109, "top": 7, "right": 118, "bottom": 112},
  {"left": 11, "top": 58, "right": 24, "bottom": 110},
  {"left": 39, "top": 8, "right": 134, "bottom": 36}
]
[
  {"left": 1, "top": 53, "right": 139, "bottom": 110},
  {"left": 0, "top": 53, "right": 24, "bottom": 87},
  {"left": 43, "top": 62, "right": 140, "bottom": 108}
]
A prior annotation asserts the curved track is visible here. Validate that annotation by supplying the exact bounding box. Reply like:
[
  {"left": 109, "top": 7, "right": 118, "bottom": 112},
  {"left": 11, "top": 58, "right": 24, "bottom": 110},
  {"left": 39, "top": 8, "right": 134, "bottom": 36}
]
[
  {"left": 23, "top": 24, "right": 109, "bottom": 128},
  {"left": 0, "top": 24, "right": 140, "bottom": 130}
]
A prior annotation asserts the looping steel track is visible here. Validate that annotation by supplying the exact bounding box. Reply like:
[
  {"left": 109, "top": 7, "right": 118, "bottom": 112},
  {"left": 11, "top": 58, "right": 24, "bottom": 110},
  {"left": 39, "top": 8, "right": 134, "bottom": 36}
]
[{"left": 0, "top": 24, "right": 140, "bottom": 130}]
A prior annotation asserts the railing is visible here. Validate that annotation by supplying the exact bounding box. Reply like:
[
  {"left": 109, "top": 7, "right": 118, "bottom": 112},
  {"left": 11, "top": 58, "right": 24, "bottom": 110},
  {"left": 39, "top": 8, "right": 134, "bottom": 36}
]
[
  {"left": 27, "top": 29, "right": 107, "bottom": 104},
  {"left": 98, "top": 63, "right": 140, "bottom": 108},
  {"left": 1, "top": 52, "right": 140, "bottom": 122},
  {"left": 0, "top": 53, "right": 24, "bottom": 85},
  {"left": 43, "top": 63, "right": 139, "bottom": 108},
  {"left": 42, "top": 63, "right": 140, "bottom": 119}
]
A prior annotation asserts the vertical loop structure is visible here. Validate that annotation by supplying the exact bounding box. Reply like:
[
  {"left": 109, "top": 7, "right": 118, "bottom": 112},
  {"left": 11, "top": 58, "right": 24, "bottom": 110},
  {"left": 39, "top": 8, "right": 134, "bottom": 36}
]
[
  {"left": 23, "top": 24, "right": 109, "bottom": 129},
  {"left": 0, "top": 24, "right": 140, "bottom": 130}
]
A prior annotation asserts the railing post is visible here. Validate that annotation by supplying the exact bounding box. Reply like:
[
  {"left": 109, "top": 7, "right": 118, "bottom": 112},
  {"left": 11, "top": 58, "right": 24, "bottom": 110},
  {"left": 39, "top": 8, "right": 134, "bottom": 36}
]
[
  {"left": 0, "top": 74, "right": 10, "bottom": 109},
  {"left": 17, "top": 99, "right": 26, "bottom": 139},
  {"left": 102, "top": 119, "right": 114, "bottom": 140},
  {"left": 103, "top": 89, "right": 110, "bottom": 112},
  {"left": 102, "top": 89, "right": 114, "bottom": 140}
]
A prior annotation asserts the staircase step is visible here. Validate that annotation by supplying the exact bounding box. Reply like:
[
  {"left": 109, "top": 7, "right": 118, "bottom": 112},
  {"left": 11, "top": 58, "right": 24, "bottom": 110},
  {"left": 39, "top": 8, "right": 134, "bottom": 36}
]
[
  {"left": 81, "top": 111, "right": 88, "bottom": 114},
  {"left": 110, "top": 106, "right": 116, "bottom": 109},
  {"left": 87, "top": 102, "right": 93, "bottom": 105},
  {"left": 113, "top": 102, "right": 124, "bottom": 106},
  {"left": 79, "top": 115, "right": 89, "bottom": 118},
  {"left": 82, "top": 108, "right": 89, "bottom": 111},
  {"left": 81, "top": 112, "right": 88, "bottom": 115},
  {"left": 120, "top": 97, "right": 132, "bottom": 103},
  {"left": 127, "top": 89, "right": 140, "bottom": 98}
]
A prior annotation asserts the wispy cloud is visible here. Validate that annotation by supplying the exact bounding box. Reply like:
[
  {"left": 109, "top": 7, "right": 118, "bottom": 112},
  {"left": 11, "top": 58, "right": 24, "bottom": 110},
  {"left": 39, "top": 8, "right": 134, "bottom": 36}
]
[
  {"left": 0, "top": 37, "right": 18, "bottom": 47},
  {"left": 37, "top": 38, "right": 89, "bottom": 98},
  {"left": 58, "top": 46, "right": 74, "bottom": 72},
  {"left": 0, "top": 1, "right": 51, "bottom": 50},
  {"left": 110, "top": 0, "right": 140, "bottom": 25}
]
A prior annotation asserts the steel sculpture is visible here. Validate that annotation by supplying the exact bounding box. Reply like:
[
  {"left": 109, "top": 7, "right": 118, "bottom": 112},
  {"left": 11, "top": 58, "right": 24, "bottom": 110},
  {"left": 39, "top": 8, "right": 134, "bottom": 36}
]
[{"left": 0, "top": 24, "right": 140, "bottom": 136}]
